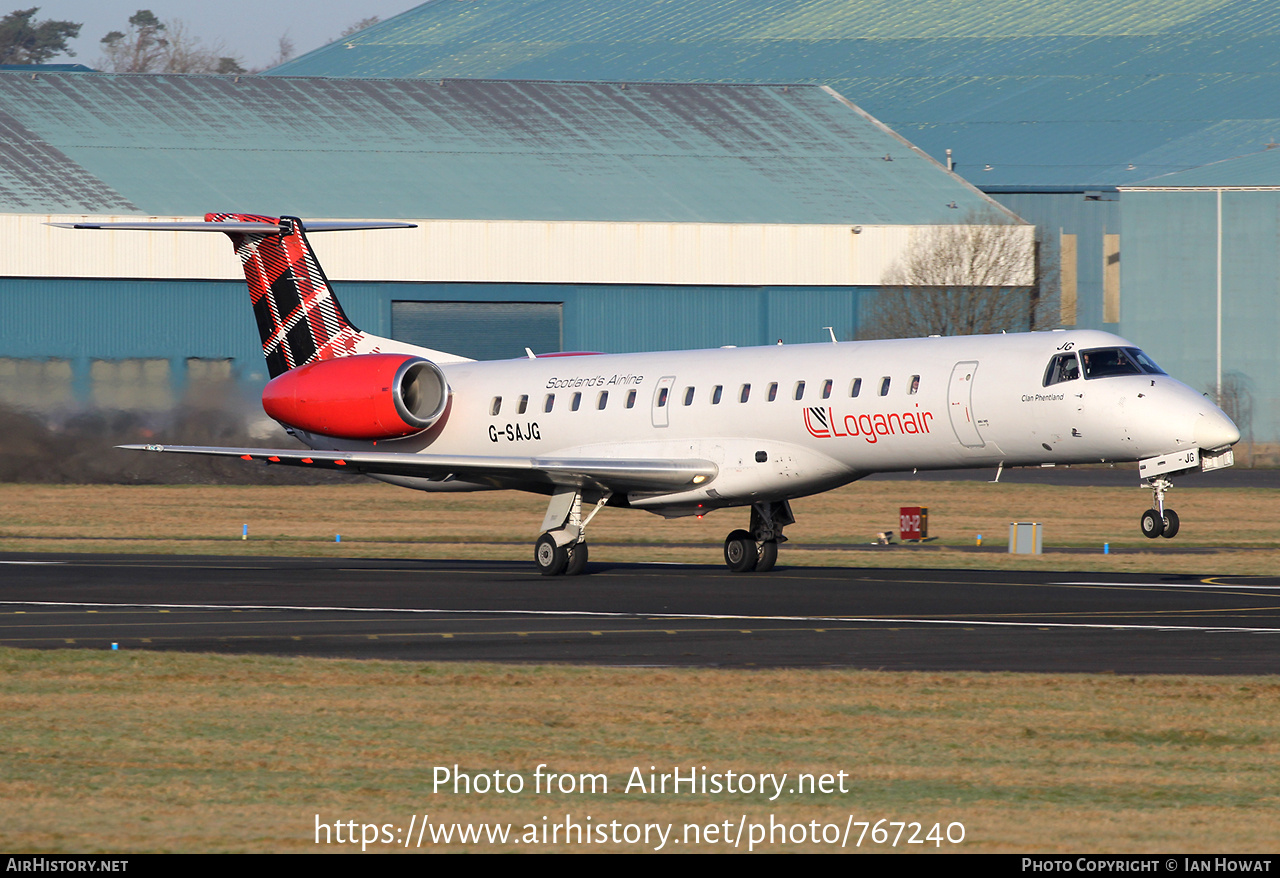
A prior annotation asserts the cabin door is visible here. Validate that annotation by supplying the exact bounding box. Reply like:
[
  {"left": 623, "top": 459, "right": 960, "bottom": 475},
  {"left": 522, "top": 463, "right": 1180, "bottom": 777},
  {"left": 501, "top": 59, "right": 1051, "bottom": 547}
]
[
  {"left": 651, "top": 376, "right": 676, "bottom": 428},
  {"left": 947, "top": 361, "right": 985, "bottom": 448}
]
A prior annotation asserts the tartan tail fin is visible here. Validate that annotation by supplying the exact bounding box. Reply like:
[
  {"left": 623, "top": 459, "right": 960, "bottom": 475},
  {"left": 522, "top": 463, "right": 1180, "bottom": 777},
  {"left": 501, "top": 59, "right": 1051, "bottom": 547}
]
[{"left": 206, "top": 213, "right": 367, "bottom": 378}]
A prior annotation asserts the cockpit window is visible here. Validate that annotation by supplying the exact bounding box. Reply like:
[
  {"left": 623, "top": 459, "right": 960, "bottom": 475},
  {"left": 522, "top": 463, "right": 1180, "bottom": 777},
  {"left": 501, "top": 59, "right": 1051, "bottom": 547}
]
[
  {"left": 1044, "top": 353, "right": 1080, "bottom": 386},
  {"left": 1080, "top": 347, "right": 1166, "bottom": 379},
  {"left": 1127, "top": 348, "right": 1166, "bottom": 375}
]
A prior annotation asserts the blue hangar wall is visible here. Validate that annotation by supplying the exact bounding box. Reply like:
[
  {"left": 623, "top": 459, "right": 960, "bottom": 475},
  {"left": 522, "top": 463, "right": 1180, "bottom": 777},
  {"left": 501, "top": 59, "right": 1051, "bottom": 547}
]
[
  {"left": 0, "top": 278, "right": 868, "bottom": 409},
  {"left": 1118, "top": 188, "right": 1280, "bottom": 452}
]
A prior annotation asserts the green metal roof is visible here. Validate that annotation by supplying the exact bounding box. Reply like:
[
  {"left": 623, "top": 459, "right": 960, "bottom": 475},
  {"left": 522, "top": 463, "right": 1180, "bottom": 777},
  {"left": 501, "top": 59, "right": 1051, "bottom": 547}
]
[
  {"left": 1128, "top": 148, "right": 1280, "bottom": 188},
  {"left": 0, "top": 71, "right": 1000, "bottom": 224},
  {"left": 267, "top": 0, "right": 1280, "bottom": 189}
]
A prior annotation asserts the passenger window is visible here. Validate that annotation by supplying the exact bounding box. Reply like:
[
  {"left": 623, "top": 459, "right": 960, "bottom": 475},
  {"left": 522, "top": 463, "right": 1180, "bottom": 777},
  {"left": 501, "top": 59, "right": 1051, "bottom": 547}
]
[
  {"left": 794, "top": 380, "right": 805, "bottom": 401},
  {"left": 768, "top": 382, "right": 778, "bottom": 402},
  {"left": 626, "top": 389, "right": 637, "bottom": 408},
  {"left": 850, "top": 378, "right": 861, "bottom": 398},
  {"left": 544, "top": 393, "right": 555, "bottom": 413},
  {"left": 822, "top": 379, "right": 832, "bottom": 399},
  {"left": 1044, "top": 353, "right": 1081, "bottom": 386},
  {"left": 657, "top": 387, "right": 668, "bottom": 407},
  {"left": 572, "top": 392, "right": 582, "bottom": 411},
  {"left": 683, "top": 386, "right": 695, "bottom": 406},
  {"left": 517, "top": 394, "right": 528, "bottom": 414},
  {"left": 740, "top": 384, "right": 751, "bottom": 403},
  {"left": 879, "top": 377, "right": 891, "bottom": 396},
  {"left": 908, "top": 375, "right": 920, "bottom": 395},
  {"left": 597, "top": 391, "right": 608, "bottom": 410},
  {"left": 490, "top": 396, "right": 502, "bottom": 416},
  {"left": 712, "top": 385, "right": 723, "bottom": 404}
]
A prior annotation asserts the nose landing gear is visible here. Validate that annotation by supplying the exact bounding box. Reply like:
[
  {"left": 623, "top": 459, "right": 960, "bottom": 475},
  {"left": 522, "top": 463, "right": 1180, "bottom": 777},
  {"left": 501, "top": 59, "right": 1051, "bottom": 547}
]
[{"left": 1139, "top": 475, "right": 1180, "bottom": 539}]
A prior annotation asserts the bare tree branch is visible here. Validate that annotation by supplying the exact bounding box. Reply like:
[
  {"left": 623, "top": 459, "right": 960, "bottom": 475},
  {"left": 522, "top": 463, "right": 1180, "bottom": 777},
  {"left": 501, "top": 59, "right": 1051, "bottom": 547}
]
[
  {"left": 1210, "top": 373, "right": 1253, "bottom": 464},
  {"left": 340, "top": 17, "right": 381, "bottom": 39},
  {"left": 860, "top": 210, "right": 1056, "bottom": 339},
  {"left": 98, "top": 10, "right": 243, "bottom": 74}
]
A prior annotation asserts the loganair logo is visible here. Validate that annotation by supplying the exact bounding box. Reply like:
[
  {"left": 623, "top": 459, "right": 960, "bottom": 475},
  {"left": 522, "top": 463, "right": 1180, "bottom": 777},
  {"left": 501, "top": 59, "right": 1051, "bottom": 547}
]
[{"left": 803, "top": 406, "right": 935, "bottom": 444}]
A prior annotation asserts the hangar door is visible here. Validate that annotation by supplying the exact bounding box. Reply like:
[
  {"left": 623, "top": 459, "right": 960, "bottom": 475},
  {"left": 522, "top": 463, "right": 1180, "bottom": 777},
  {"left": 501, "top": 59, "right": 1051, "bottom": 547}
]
[{"left": 392, "top": 302, "right": 563, "bottom": 362}]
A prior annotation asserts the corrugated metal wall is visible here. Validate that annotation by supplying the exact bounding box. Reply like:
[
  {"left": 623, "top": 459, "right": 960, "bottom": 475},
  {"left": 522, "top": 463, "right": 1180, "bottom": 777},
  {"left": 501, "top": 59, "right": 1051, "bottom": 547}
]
[
  {"left": 0, "top": 277, "right": 870, "bottom": 402},
  {"left": 990, "top": 192, "right": 1121, "bottom": 330},
  {"left": 1120, "top": 189, "right": 1280, "bottom": 443}
]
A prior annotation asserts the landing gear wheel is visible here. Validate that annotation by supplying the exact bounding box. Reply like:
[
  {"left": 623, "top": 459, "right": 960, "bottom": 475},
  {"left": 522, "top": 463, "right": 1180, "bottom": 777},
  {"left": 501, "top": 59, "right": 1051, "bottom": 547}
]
[
  {"left": 1160, "top": 509, "right": 1180, "bottom": 539},
  {"left": 755, "top": 539, "right": 778, "bottom": 573},
  {"left": 565, "top": 542, "right": 589, "bottom": 575},
  {"left": 535, "top": 533, "right": 569, "bottom": 576},
  {"left": 724, "top": 529, "right": 758, "bottom": 573},
  {"left": 1140, "top": 509, "right": 1164, "bottom": 539}
]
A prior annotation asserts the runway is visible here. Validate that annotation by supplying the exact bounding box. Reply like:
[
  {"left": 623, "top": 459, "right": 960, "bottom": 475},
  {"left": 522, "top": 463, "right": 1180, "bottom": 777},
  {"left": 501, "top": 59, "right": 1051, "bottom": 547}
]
[{"left": 2, "top": 552, "right": 1279, "bottom": 674}]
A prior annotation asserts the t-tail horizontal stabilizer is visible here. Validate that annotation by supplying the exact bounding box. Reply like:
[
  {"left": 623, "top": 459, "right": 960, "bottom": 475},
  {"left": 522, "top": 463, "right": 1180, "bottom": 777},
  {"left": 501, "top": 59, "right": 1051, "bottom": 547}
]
[{"left": 47, "top": 220, "right": 417, "bottom": 232}]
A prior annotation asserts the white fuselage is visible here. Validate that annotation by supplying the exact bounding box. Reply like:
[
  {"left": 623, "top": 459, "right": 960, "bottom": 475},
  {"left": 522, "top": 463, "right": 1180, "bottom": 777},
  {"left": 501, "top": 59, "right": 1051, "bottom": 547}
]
[{"left": 295, "top": 329, "right": 1239, "bottom": 515}]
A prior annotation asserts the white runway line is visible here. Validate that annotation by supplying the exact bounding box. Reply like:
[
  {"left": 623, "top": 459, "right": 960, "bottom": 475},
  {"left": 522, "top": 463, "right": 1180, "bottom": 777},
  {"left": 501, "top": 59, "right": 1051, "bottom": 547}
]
[
  {"left": 1054, "top": 580, "right": 1280, "bottom": 590},
  {"left": 1, "top": 600, "right": 1277, "bottom": 634}
]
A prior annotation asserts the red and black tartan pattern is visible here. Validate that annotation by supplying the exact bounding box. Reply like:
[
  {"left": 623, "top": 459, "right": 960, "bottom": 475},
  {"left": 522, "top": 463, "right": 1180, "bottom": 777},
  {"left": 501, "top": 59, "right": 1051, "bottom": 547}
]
[{"left": 207, "top": 213, "right": 366, "bottom": 378}]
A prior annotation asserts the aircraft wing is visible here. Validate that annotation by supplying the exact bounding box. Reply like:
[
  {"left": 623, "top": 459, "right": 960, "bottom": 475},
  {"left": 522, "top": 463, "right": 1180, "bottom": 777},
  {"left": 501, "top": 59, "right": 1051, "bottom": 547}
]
[{"left": 118, "top": 444, "right": 716, "bottom": 493}]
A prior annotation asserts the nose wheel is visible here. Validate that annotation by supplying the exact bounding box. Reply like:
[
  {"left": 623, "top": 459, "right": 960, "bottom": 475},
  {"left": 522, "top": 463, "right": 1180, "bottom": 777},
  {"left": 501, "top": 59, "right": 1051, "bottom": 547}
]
[
  {"left": 1140, "top": 508, "right": 1180, "bottom": 539},
  {"left": 1139, "top": 476, "right": 1180, "bottom": 539}
]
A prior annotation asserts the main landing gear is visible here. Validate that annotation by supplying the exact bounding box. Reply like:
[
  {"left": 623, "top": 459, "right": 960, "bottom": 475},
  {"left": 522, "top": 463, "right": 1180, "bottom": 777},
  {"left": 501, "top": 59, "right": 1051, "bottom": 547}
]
[
  {"left": 532, "top": 492, "right": 796, "bottom": 575},
  {"left": 723, "top": 501, "right": 794, "bottom": 573},
  {"left": 535, "top": 487, "right": 610, "bottom": 576},
  {"left": 1139, "top": 475, "right": 1180, "bottom": 539}
]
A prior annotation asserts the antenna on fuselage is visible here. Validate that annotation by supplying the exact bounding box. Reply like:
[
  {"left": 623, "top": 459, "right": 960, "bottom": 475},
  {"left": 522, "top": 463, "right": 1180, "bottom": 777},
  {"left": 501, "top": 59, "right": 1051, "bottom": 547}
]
[{"left": 824, "top": 327, "right": 837, "bottom": 344}]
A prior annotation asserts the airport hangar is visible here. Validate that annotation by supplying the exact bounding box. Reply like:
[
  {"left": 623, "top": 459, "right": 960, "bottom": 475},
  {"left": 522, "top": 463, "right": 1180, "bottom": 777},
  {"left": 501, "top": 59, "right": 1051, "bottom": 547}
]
[
  {"left": 0, "top": 70, "right": 1027, "bottom": 417},
  {"left": 268, "top": 0, "right": 1280, "bottom": 447}
]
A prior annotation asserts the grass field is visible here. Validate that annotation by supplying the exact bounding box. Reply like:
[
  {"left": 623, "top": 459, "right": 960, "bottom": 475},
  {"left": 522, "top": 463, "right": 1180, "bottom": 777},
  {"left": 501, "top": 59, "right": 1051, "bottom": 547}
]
[
  {"left": 3, "top": 479, "right": 1280, "bottom": 574},
  {"left": 1, "top": 480, "right": 1278, "bottom": 853},
  {"left": 1, "top": 651, "right": 1277, "bottom": 853}
]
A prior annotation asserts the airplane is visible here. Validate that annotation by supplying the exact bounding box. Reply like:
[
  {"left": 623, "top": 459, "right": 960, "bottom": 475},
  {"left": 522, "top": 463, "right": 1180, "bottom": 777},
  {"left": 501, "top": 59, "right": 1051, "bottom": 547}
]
[{"left": 54, "top": 214, "right": 1241, "bottom": 575}]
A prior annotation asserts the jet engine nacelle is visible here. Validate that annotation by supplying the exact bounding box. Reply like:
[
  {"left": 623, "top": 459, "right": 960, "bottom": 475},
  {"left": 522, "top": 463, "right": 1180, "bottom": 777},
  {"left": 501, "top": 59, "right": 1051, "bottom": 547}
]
[{"left": 261, "top": 353, "right": 449, "bottom": 440}]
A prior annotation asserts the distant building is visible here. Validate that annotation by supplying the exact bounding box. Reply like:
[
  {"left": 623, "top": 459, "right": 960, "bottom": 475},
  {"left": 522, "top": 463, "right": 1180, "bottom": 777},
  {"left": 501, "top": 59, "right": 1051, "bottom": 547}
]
[
  {"left": 0, "top": 71, "right": 1024, "bottom": 415},
  {"left": 1121, "top": 150, "right": 1280, "bottom": 456},
  {"left": 264, "top": 0, "right": 1280, "bottom": 442}
]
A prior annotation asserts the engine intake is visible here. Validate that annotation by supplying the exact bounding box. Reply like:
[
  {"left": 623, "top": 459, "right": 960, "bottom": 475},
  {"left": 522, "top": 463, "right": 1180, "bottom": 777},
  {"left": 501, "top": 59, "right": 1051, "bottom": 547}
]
[{"left": 262, "top": 354, "right": 449, "bottom": 440}]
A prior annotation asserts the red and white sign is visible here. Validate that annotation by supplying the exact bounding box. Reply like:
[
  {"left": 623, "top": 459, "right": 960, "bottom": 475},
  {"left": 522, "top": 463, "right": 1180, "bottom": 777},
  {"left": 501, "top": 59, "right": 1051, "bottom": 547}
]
[{"left": 899, "top": 506, "right": 928, "bottom": 541}]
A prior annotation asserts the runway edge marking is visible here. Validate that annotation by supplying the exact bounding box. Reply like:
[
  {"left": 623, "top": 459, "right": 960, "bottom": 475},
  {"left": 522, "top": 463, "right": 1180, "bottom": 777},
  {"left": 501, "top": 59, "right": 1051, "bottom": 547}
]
[{"left": 0, "top": 601, "right": 1277, "bottom": 634}]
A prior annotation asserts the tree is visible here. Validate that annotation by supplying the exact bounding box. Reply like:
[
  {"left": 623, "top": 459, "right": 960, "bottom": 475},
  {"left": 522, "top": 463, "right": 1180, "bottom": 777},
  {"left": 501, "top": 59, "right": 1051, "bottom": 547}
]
[
  {"left": 99, "top": 9, "right": 243, "bottom": 74},
  {"left": 100, "top": 9, "right": 166, "bottom": 72},
  {"left": 859, "top": 211, "right": 1056, "bottom": 339},
  {"left": 158, "top": 19, "right": 243, "bottom": 74},
  {"left": 1209, "top": 372, "right": 1253, "bottom": 465},
  {"left": 267, "top": 34, "right": 293, "bottom": 67},
  {"left": 340, "top": 16, "right": 380, "bottom": 39},
  {"left": 0, "top": 8, "right": 81, "bottom": 65}
]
